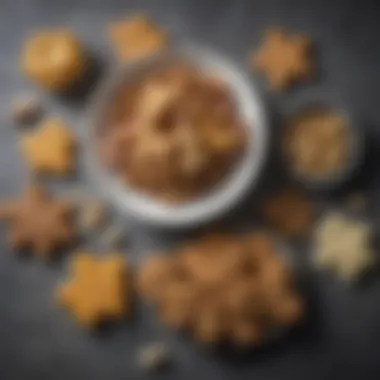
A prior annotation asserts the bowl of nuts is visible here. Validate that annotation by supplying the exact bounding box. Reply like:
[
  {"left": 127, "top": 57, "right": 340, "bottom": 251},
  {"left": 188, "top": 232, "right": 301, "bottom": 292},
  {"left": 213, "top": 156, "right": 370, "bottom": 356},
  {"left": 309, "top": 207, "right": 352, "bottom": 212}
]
[
  {"left": 282, "top": 100, "right": 364, "bottom": 190},
  {"left": 85, "top": 44, "right": 268, "bottom": 228}
]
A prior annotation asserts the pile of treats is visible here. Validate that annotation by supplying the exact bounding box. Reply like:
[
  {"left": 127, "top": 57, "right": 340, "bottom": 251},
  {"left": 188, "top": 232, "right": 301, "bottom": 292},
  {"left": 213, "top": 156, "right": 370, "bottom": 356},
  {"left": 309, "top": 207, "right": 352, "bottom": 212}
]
[
  {"left": 138, "top": 233, "right": 303, "bottom": 345},
  {"left": 0, "top": 11, "right": 375, "bottom": 360}
]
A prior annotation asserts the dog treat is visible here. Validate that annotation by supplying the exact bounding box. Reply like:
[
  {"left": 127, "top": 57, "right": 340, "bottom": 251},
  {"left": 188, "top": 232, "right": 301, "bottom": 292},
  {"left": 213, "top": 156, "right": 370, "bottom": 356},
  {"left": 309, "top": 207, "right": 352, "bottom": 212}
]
[
  {"left": 284, "top": 109, "right": 349, "bottom": 179},
  {"left": 20, "top": 29, "right": 87, "bottom": 92},
  {"left": 0, "top": 185, "right": 75, "bottom": 259},
  {"left": 263, "top": 188, "right": 314, "bottom": 237},
  {"left": 99, "top": 63, "right": 246, "bottom": 202},
  {"left": 138, "top": 233, "right": 303, "bottom": 345},
  {"left": 108, "top": 15, "right": 166, "bottom": 62},
  {"left": 251, "top": 29, "right": 313, "bottom": 90},
  {"left": 137, "top": 343, "right": 171, "bottom": 371},
  {"left": 314, "top": 212, "right": 374, "bottom": 281},
  {"left": 78, "top": 200, "right": 106, "bottom": 231},
  {"left": 57, "top": 252, "right": 129, "bottom": 327},
  {"left": 11, "top": 94, "right": 43, "bottom": 125},
  {"left": 20, "top": 118, "right": 75, "bottom": 175}
]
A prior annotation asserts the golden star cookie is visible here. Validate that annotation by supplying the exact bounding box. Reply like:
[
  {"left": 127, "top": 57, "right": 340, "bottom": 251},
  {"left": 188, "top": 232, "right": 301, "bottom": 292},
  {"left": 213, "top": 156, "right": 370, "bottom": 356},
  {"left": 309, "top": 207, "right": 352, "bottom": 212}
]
[
  {"left": 251, "top": 29, "right": 313, "bottom": 90},
  {"left": 108, "top": 15, "right": 167, "bottom": 62},
  {"left": 57, "top": 252, "right": 129, "bottom": 327},
  {"left": 0, "top": 185, "right": 75, "bottom": 259},
  {"left": 20, "top": 118, "right": 75, "bottom": 175}
]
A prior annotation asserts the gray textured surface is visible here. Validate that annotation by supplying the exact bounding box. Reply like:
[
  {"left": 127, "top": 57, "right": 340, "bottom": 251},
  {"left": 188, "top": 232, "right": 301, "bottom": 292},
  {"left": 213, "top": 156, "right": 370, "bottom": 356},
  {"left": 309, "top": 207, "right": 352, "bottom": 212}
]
[{"left": 1, "top": 0, "right": 380, "bottom": 379}]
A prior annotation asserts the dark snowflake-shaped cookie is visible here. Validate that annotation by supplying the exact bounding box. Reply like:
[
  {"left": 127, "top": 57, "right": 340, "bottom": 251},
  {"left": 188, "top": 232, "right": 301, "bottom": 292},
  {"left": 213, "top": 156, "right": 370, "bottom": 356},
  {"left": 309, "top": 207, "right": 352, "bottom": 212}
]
[{"left": 0, "top": 185, "right": 75, "bottom": 259}]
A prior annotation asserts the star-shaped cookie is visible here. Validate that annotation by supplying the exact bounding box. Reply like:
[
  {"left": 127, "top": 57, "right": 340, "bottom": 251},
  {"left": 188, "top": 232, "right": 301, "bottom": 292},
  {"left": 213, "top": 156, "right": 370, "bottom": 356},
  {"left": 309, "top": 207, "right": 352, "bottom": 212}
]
[
  {"left": 57, "top": 252, "right": 129, "bottom": 327},
  {"left": 20, "top": 118, "right": 75, "bottom": 175},
  {"left": 108, "top": 15, "right": 167, "bottom": 62},
  {"left": 0, "top": 185, "right": 75, "bottom": 259},
  {"left": 251, "top": 29, "right": 313, "bottom": 90}
]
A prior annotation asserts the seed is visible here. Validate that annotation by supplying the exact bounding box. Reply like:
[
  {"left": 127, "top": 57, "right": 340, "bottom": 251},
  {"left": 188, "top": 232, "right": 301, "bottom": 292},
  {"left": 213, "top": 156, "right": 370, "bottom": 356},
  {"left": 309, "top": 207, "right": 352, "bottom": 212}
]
[
  {"left": 137, "top": 343, "right": 171, "bottom": 371},
  {"left": 11, "top": 95, "right": 43, "bottom": 125}
]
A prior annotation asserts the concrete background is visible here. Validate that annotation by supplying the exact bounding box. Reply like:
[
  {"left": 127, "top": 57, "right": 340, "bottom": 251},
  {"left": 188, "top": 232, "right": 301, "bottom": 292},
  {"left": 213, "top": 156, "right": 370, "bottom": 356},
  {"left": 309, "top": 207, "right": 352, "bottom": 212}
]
[{"left": 1, "top": 0, "right": 380, "bottom": 379}]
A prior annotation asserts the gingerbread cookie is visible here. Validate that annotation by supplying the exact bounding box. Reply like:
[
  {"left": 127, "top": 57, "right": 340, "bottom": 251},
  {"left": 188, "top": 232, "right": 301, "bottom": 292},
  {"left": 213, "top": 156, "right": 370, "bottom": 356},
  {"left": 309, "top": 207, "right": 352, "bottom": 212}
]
[
  {"left": 57, "top": 252, "right": 129, "bottom": 327},
  {"left": 20, "top": 118, "right": 75, "bottom": 175},
  {"left": 0, "top": 185, "right": 75, "bottom": 259},
  {"left": 108, "top": 15, "right": 167, "bottom": 62},
  {"left": 251, "top": 29, "right": 313, "bottom": 90}
]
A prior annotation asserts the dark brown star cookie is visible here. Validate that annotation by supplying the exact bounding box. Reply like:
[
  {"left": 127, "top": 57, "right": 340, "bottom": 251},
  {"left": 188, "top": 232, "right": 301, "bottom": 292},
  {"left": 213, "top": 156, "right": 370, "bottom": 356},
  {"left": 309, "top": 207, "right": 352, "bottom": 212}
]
[{"left": 0, "top": 185, "right": 75, "bottom": 259}]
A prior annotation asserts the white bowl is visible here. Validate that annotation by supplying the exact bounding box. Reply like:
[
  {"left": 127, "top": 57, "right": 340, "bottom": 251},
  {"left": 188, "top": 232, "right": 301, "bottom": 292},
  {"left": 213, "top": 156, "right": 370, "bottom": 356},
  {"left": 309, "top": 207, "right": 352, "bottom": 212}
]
[{"left": 84, "top": 44, "right": 269, "bottom": 228}]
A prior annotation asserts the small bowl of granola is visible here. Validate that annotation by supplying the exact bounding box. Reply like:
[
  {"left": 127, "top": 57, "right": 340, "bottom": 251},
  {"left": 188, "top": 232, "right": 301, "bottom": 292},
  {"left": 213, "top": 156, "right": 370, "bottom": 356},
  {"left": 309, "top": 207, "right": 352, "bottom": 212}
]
[
  {"left": 85, "top": 45, "right": 268, "bottom": 227},
  {"left": 282, "top": 100, "right": 365, "bottom": 190}
]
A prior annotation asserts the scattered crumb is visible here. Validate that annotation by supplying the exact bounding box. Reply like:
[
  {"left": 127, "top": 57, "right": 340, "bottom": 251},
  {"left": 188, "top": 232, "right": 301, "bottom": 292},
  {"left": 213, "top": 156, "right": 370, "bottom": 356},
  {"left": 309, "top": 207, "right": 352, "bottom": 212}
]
[
  {"left": 262, "top": 188, "right": 314, "bottom": 237},
  {"left": 78, "top": 201, "right": 106, "bottom": 231},
  {"left": 11, "top": 94, "right": 43, "bottom": 125},
  {"left": 314, "top": 212, "right": 374, "bottom": 281},
  {"left": 101, "top": 223, "right": 125, "bottom": 248},
  {"left": 137, "top": 343, "right": 171, "bottom": 371},
  {"left": 251, "top": 29, "right": 313, "bottom": 90}
]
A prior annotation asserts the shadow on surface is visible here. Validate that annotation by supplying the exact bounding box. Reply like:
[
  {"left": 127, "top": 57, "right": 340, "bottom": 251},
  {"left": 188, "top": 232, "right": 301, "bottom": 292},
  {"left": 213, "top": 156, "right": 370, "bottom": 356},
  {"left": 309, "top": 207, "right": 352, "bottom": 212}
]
[{"left": 57, "top": 49, "right": 106, "bottom": 109}]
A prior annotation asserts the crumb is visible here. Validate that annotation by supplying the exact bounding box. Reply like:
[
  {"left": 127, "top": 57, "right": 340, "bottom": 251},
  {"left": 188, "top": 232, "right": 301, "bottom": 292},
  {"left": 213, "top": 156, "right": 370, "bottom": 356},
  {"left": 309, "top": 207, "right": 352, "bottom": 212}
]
[
  {"left": 20, "top": 29, "right": 87, "bottom": 92},
  {"left": 137, "top": 343, "right": 171, "bottom": 371},
  {"left": 251, "top": 29, "right": 313, "bottom": 90},
  {"left": 78, "top": 201, "right": 106, "bottom": 231},
  {"left": 11, "top": 94, "right": 43, "bottom": 125},
  {"left": 314, "top": 212, "right": 374, "bottom": 281},
  {"left": 57, "top": 252, "right": 129, "bottom": 327},
  {"left": 262, "top": 188, "right": 314, "bottom": 237},
  {"left": 0, "top": 185, "right": 75, "bottom": 259},
  {"left": 101, "top": 224, "right": 125, "bottom": 248},
  {"left": 108, "top": 15, "right": 167, "bottom": 62},
  {"left": 20, "top": 118, "right": 75, "bottom": 175}
]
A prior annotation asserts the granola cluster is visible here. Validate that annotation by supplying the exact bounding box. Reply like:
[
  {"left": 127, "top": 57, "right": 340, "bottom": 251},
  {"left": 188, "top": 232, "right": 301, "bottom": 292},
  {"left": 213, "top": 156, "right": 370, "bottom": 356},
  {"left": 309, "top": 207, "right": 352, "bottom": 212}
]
[
  {"left": 138, "top": 233, "right": 303, "bottom": 345},
  {"left": 284, "top": 109, "right": 349, "bottom": 179},
  {"left": 99, "top": 64, "right": 246, "bottom": 202}
]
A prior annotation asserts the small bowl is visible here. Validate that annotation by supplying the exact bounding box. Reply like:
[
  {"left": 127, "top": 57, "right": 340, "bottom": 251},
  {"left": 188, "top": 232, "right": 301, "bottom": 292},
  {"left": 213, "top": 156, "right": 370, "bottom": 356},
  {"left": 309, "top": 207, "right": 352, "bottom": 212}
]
[
  {"left": 84, "top": 44, "right": 269, "bottom": 228},
  {"left": 281, "top": 95, "right": 365, "bottom": 191}
]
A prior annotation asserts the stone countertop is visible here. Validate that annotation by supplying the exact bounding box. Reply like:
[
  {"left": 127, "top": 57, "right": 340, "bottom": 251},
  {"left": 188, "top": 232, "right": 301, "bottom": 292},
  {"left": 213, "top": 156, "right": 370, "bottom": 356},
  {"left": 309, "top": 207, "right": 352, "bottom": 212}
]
[{"left": 1, "top": 0, "right": 380, "bottom": 379}]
